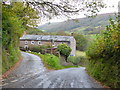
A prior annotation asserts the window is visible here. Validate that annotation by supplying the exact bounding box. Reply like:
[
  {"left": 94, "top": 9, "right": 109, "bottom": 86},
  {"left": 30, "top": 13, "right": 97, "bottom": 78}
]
[
  {"left": 38, "top": 41, "right": 41, "bottom": 45},
  {"left": 25, "top": 41, "right": 28, "bottom": 44},
  {"left": 31, "top": 41, "right": 35, "bottom": 45}
]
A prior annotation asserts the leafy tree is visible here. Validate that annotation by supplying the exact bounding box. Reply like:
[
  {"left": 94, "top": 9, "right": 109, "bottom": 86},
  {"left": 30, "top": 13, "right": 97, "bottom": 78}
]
[
  {"left": 10, "top": 2, "right": 40, "bottom": 29},
  {"left": 86, "top": 18, "right": 120, "bottom": 60},
  {"left": 57, "top": 44, "right": 72, "bottom": 62},
  {"left": 2, "top": 4, "right": 25, "bottom": 73},
  {"left": 73, "top": 34, "right": 88, "bottom": 51},
  {"left": 2, "top": 2, "right": 40, "bottom": 73},
  {"left": 2, "top": 4, "right": 24, "bottom": 49}
]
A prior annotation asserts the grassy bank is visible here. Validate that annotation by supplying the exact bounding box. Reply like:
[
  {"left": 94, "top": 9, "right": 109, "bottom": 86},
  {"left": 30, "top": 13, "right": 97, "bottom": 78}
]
[
  {"left": 86, "top": 19, "right": 119, "bottom": 88},
  {"left": 86, "top": 58, "right": 119, "bottom": 88},
  {"left": 2, "top": 48, "right": 21, "bottom": 74},
  {"left": 28, "top": 52, "right": 78, "bottom": 70},
  {"left": 2, "top": 5, "right": 24, "bottom": 74},
  {"left": 0, "top": 39, "right": 2, "bottom": 74}
]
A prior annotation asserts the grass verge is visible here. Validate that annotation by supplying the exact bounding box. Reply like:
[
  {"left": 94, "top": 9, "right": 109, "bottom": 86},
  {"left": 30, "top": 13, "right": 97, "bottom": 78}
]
[
  {"left": 2, "top": 48, "right": 21, "bottom": 74},
  {"left": 86, "top": 58, "right": 119, "bottom": 88},
  {"left": 28, "top": 52, "right": 78, "bottom": 70}
]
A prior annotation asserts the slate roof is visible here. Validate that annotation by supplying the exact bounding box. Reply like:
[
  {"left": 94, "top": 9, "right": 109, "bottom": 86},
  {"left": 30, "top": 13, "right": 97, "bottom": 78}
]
[{"left": 20, "top": 35, "right": 73, "bottom": 41}]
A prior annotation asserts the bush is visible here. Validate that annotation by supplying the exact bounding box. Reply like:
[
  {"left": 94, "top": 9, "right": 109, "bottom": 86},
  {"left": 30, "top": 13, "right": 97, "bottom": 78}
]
[
  {"left": 86, "top": 18, "right": 119, "bottom": 60},
  {"left": 29, "top": 52, "right": 62, "bottom": 70},
  {"left": 41, "top": 54, "right": 62, "bottom": 69},
  {"left": 68, "top": 56, "right": 80, "bottom": 65},
  {"left": 86, "top": 18, "right": 120, "bottom": 88},
  {"left": 29, "top": 45, "right": 52, "bottom": 54},
  {"left": 68, "top": 56, "right": 86, "bottom": 65},
  {"left": 57, "top": 43, "right": 72, "bottom": 61}
]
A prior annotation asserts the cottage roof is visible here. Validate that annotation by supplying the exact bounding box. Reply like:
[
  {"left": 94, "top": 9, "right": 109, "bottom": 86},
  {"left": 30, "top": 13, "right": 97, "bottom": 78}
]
[{"left": 20, "top": 35, "right": 74, "bottom": 41}]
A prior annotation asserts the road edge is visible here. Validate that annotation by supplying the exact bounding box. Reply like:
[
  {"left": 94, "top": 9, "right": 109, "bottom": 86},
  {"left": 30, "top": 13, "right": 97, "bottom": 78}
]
[
  {"left": 85, "top": 69, "right": 110, "bottom": 88},
  {"left": 1, "top": 56, "right": 23, "bottom": 79}
]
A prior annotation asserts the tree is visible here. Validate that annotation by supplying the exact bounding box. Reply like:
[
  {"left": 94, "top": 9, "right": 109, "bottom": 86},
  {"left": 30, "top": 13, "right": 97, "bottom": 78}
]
[
  {"left": 74, "top": 33, "right": 88, "bottom": 51},
  {"left": 57, "top": 44, "right": 72, "bottom": 62},
  {"left": 3, "top": 0, "right": 106, "bottom": 21},
  {"left": 26, "top": 0, "right": 106, "bottom": 18},
  {"left": 9, "top": 2, "right": 40, "bottom": 29},
  {"left": 2, "top": 4, "right": 25, "bottom": 73},
  {"left": 2, "top": 4, "right": 24, "bottom": 49},
  {"left": 2, "top": 2, "right": 40, "bottom": 73}
]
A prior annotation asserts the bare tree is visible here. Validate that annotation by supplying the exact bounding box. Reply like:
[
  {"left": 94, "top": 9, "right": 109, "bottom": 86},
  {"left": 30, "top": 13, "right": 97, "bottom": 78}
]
[
  {"left": 27, "top": 0, "right": 106, "bottom": 19},
  {"left": 4, "top": 0, "right": 106, "bottom": 18},
  {"left": 2, "top": 0, "right": 107, "bottom": 27}
]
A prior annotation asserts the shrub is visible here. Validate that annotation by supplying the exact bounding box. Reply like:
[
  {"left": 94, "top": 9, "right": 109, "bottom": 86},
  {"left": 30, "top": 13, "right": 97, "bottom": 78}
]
[
  {"left": 57, "top": 43, "right": 72, "bottom": 61},
  {"left": 29, "top": 45, "right": 52, "bottom": 54},
  {"left": 86, "top": 18, "right": 119, "bottom": 88},
  {"left": 68, "top": 56, "right": 79, "bottom": 65},
  {"left": 68, "top": 56, "right": 86, "bottom": 65},
  {"left": 42, "top": 54, "right": 62, "bottom": 69}
]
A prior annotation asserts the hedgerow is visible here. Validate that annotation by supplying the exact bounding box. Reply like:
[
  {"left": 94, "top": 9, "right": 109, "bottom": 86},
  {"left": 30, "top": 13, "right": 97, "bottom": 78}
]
[{"left": 86, "top": 18, "right": 120, "bottom": 88}]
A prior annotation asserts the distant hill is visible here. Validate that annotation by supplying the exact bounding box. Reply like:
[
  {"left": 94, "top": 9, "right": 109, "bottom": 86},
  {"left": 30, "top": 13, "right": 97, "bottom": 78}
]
[{"left": 37, "top": 13, "right": 116, "bottom": 35}]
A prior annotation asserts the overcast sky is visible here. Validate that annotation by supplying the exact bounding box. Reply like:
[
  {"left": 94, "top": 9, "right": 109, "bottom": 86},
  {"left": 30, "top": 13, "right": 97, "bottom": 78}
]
[{"left": 39, "top": 0, "right": 120, "bottom": 25}]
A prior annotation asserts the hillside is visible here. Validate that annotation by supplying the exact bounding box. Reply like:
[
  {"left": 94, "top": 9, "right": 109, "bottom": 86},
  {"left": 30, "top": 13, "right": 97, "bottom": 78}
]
[{"left": 38, "top": 13, "right": 116, "bottom": 35}]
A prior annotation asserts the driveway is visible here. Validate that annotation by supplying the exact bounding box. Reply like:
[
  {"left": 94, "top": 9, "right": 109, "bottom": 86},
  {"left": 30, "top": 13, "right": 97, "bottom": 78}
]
[{"left": 2, "top": 52, "right": 103, "bottom": 88}]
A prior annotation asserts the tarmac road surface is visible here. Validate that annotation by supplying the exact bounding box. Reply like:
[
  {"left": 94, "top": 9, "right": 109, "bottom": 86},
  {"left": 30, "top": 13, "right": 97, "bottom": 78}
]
[{"left": 2, "top": 52, "right": 103, "bottom": 88}]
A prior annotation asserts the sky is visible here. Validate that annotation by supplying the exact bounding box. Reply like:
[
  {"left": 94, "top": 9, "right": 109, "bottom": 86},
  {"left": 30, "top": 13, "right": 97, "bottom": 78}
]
[{"left": 39, "top": 0, "right": 120, "bottom": 25}]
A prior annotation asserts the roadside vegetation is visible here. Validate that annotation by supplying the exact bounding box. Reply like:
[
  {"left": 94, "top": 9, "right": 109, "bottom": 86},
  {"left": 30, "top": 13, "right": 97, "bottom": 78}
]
[
  {"left": 2, "top": 2, "right": 39, "bottom": 74},
  {"left": 0, "top": 38, "right": 2, "bottom": 74},
  {"left": 29, "top": 52, "right": 62, "bottom": 70},
  {"left": 27, "top": 43, "right": 80, "bottom": 70},
  {"left": 2, "top": 5, "right": 24, "bottom": 73},
  {"left": 86, "top": 18, "right": 120, "bottom": 88},
  {"left": 67, "top": 51, "right": 87, "bottom": 66},
  {"left": 28, "top": 51, "right": 79, "bottom": 70}
]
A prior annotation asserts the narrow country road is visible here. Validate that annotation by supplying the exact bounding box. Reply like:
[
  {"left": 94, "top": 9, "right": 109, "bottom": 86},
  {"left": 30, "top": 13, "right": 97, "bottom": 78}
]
[{"left": 2, "top": 52, "right": 103, "bottom": 88}]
